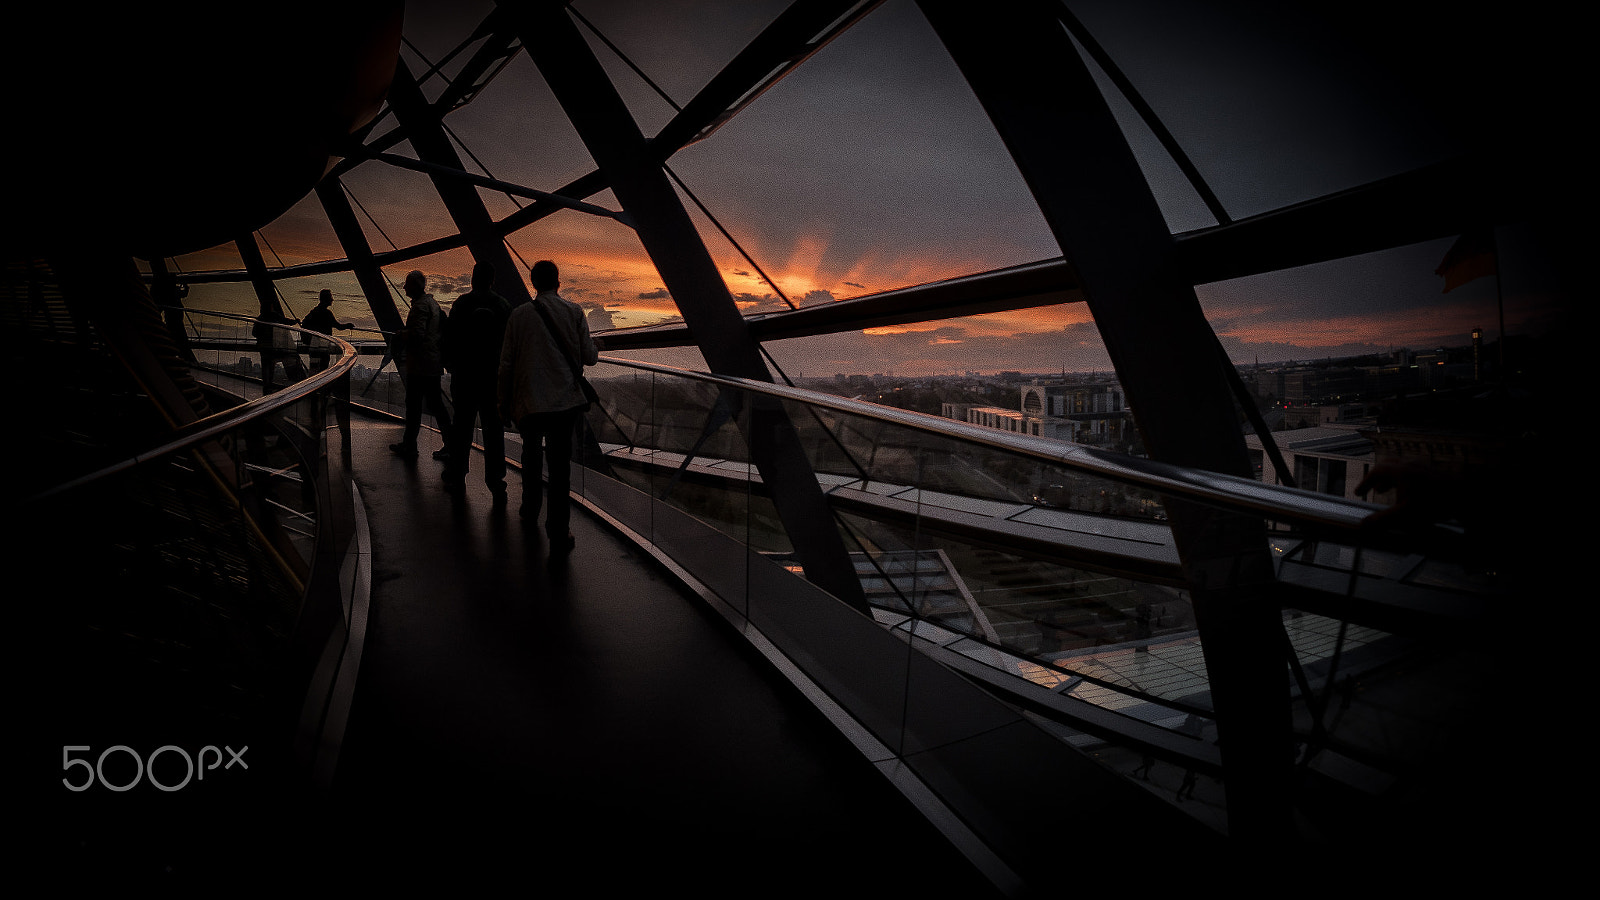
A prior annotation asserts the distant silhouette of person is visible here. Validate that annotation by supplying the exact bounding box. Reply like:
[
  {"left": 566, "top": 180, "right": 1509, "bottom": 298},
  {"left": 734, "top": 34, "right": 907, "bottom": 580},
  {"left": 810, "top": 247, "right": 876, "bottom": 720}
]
[
  {"left": 253, "top": 307, "right": 303, "bottom": 392},
  {"left": 1133, "top": 755, "right": 1155, "bottom": 780},
  {"left": 499, "top": 259, "right": 597, "bottom": 553},
  {"left": 441, "top": 262, "right": 511, "bottom": 502},
  {"left": 1177, "top": 768, "right": 1198, "bottom": 802},
  {"left": 301, "top": 288, "right": 352, "bottom": 372},
  {"left": 390, "top": 270, "right": 452, "bottom": 459}
]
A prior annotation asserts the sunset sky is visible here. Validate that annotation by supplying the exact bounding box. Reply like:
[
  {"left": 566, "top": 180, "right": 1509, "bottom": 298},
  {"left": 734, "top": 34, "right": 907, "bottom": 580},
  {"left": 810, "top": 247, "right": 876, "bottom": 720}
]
[{"left": 160, "top": 0, "right": 1572, "bottom": 376}]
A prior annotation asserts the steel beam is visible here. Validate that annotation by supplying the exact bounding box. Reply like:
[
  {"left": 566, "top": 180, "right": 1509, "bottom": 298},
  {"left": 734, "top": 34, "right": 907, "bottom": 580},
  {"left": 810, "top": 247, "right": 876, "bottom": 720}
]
[
  {"left": 180, "top": 1, "right": 880, "bottom": 289},
  {"left": 651, "top": 0, "right": 881, "bottom": 153},
  {"left": 384, "top": 59, "right": 532, "bottom": 306},
  {"left": 499, "top": 0, "right": 867, "bottom": 612},
  {"left": 315, "top": 178, "right": 407, "bottom": 352},
  {"left": 238, "top": 232, "right": 307, "bottom": 391},
  {"left": 602, "top": 257, "right": 1081, "bottom": 350},
  {"left": 238, "top": 233, "right": 292, "bottom": 323},
  {"left": 917, "top": 0, "right": 1293, "bottom": 843},
  {"left": 1173, "top": 150, "right": 1559, "bottom": 286}
]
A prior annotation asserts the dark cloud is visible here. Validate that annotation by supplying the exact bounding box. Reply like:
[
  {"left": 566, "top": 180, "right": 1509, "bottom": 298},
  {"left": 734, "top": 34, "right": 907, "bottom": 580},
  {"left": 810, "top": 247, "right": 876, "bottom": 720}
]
[
  {"left": 639, "top": 288, "right": 671, "bottom": 300},
  {"left": 431, "top": 273, "right": 472, "bottom": 295},
  {"left": 732, "top": 292, "right": 791, "bottom": 314},
  {"left": 587, "top": 306, "right": 616, "bottom": 330}
]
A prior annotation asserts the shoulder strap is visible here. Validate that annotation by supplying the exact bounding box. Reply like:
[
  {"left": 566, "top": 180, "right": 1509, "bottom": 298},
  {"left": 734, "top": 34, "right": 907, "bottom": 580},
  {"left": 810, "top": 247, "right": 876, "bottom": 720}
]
[{"left": 530, "top": 296, "right": 583, "bottom": 378}]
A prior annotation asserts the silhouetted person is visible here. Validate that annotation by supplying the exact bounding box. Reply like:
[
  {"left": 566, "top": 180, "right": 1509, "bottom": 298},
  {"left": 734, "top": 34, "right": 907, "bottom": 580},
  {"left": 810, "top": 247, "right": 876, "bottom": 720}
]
[
  {"left": 253, "top": 308, "right": 303, "bottom": 392},
  {"left": 441, "top": 262, "right": 511, "bottom": 502},
  {"left": 390, "top": 270, "right": 452, "bottom": 459},
  {"left": 1177, "top": 768, "right": 1198, "bottom": 802},
  {"left": 499, "top": 259, "right": 597, "bottom": 553},
  {"left": 301, "top": 288, "right": 352, "bottom": 373},
  {"left": 1133, "top": 755, "right": 1155, "bottom": 780}
]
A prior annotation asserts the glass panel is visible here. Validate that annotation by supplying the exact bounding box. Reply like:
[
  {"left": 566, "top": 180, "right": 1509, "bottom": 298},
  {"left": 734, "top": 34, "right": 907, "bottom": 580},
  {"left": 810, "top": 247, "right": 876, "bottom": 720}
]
[
  {"left": 34, "top": 314, "right": 355, "bottom": 760},
  {"left": 573, "top": 364, "right": 1217, "bottom": 751},
  {"left": 557, "top": 357, "right": 1512, "bottom": 835}
]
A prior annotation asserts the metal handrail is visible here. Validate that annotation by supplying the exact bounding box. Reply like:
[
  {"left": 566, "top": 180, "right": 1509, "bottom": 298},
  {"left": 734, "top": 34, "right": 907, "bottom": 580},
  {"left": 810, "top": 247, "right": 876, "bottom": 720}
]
[
  {"left": 26, "top": 314, "right": 357, "bottom": 503},
  {"left": 168, "top": 306, "right": 396, "bottom": 340},
  {"left": 593, "top": 356, "right": 1403, "bottom": 539}
]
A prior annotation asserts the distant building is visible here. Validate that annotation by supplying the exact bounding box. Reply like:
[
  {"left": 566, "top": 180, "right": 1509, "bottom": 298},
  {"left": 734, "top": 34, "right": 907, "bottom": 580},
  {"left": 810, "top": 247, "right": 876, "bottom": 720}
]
[
  {"left": 1412, "top": 348, "right": 1475, "bottom": 389},
  {"left": 1255, "top": 355, "right": 1417, "bottom": 409},
  {"left": 1245, "top": 425, "right": 1374, "bottom": 500},
  {"left": 940, "top": 401, "right": 974, "bottom": 422},
  {"left": 1362, "top": 426, "right": 1508, "bottom": 487},
  {"left": 1018, "top": 381, "right": 1129, "bottom": 445},
  {"left": 962, "top": 405, "right": 1071, "bottom": 438},
  {"left": 1299, "top": 401, "right": 1384, "bottom": 427},
  {"left": 947, "top": 380, "right": 1131, "bottom": 445},
  {"left": 965, "top": 405, "right": 1025, "bottom": 433}
]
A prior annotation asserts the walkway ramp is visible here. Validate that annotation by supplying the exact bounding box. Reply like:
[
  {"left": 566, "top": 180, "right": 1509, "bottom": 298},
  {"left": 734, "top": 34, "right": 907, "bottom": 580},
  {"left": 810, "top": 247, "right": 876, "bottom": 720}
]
[{"left": 331, "top": 415, "right": 1002, "bottom": 892}]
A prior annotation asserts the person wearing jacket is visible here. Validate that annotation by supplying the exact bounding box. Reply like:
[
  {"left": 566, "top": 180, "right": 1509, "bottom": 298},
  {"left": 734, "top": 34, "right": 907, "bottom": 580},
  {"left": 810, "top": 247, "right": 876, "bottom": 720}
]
[
  {"left": 441, "top": 262, "right": 511, "bottom": 500},
  {"left": 390, "top": 269, "right": 453, "bottom": 459},
  {"left": 498, "top": 259, "right": 597, "bottom": 552}
]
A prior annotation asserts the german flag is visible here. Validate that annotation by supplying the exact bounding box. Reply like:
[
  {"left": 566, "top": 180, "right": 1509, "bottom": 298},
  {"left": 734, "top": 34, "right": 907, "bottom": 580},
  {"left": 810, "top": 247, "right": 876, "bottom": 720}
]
[{"left": 1435, "top": 228, "right": 1497, "bottom": 293}]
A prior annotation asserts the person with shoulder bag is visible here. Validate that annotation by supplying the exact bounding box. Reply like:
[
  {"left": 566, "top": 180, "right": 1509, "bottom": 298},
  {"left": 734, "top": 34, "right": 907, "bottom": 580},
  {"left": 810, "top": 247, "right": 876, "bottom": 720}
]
[{"left": 497, "top": 259, "right": 598, "bottom": 553}]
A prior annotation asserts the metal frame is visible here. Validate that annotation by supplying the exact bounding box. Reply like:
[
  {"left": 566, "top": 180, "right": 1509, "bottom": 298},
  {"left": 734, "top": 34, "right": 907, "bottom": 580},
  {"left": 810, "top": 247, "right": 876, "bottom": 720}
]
[
  {"left": 383, "top": 59, "right": 533, "bottom": 307},
  {"left": 916, "top": 0, "right": 1290, "bottom": 840},
  {"left": 501, "top": 0, "right": 868, "bottom": 610},
  {"left": 124, "top": 0, "right": 1545, "bottom": 849}
]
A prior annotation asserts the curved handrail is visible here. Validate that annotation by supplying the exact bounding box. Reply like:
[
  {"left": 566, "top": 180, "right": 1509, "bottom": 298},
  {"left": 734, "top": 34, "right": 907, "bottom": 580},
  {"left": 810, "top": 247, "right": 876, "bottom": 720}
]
[
  {"left": 167, "top": 306, "right": 382, "bottom": 338},
  {"left": 26, "top": 314, "right": 357, "bottom": 503},
  {"left": 173, "top": 307, "right": 398, "bottom": 341},
  {"left": 592, "top": 356, "right": 1407, "bottom": 539}
]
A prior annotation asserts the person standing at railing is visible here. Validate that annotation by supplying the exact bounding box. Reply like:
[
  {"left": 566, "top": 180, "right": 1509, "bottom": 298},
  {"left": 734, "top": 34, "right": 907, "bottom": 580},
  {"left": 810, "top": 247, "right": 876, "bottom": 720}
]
[
  {"left": 390, "top": 270, "right": 453, "bottom": 460},
  {"left": 253, "top": 308, "right": 304, "bottom": 393},
  {"left": 302, "top": 288, "right": 353, "bottom": 373},
  {"left": 441, "top": 262, "right": 511, "bottom": 503},
  {"left": 498, "top": 259, "right": 597, "bottom": 553}
]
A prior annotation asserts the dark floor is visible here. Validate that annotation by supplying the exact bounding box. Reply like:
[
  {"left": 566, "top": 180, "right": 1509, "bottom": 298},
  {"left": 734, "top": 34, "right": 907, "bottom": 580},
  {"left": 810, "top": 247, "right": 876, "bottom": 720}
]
[
  {"left": 322, "top": 417, "right": 1003, "bottom": 893},
  {"left": 29, "top": 413, "right": 1001, "bottom": 893}
]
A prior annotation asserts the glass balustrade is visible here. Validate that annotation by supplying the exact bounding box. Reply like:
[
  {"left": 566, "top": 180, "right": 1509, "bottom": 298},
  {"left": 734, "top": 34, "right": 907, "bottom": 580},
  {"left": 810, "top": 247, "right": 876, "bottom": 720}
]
[
  {"left": 543, "top": 356, "right": 1495, "bottom": 829},
  {"left": 148, "top": 329, "right": 1495, "bottom": 830},
  {"left": 28, "top": 312, "right": 359, "bottom": 780}
]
